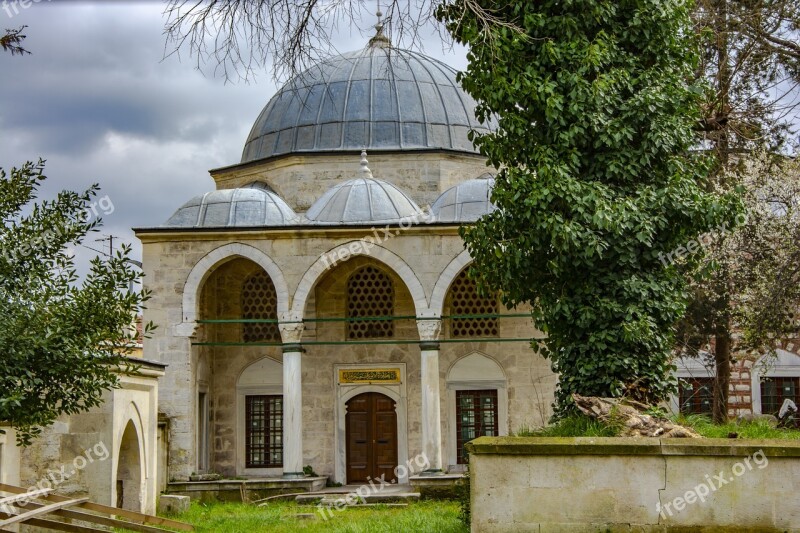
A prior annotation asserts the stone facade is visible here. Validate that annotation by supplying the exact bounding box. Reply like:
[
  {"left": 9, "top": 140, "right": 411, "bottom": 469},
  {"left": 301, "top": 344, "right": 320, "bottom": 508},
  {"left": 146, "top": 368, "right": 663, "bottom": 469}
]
[
  {"left": 211, "top": 151, "right": 491, "bottom": 213},
  {"left": 14, "top": 362, "right": 164, "bottom": 515},
  {"left": 136, "top": 221, "right": 555, "bottom": 483}
]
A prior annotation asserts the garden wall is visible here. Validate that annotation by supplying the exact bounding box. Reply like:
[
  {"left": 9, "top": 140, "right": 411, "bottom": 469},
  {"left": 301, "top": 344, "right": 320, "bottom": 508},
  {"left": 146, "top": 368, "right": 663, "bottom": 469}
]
[{"left": 466, "top": 436, "right": 800, "bottom": 532}]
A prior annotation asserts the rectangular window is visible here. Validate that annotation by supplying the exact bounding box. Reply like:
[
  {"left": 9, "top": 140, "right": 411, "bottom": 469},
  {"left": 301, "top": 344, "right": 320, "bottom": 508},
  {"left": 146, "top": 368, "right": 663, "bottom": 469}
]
[
  {"left": 245, "top": 395, "right": 283, "bottom": 468},
  {"left": 455, "top": 389, "right": 498, "bottom": 464},
  {"left": 760, "top": 377, "right": 800, "bottom": 420},
  {"left": 678, "top": 378, "right": 714, "bottom": 415}
]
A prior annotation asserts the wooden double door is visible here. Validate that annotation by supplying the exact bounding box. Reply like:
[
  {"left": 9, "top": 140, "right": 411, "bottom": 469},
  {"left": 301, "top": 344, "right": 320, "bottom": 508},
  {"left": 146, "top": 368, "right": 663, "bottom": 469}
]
[{"left": 345, "top": 392, "right": 398, "bottom": 483}]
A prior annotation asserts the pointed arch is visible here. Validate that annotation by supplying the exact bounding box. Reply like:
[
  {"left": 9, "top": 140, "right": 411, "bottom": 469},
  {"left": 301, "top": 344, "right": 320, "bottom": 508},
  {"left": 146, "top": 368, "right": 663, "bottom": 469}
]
[
  {"left": 179, "top": 243, "right": 289, "bottom": 335},
  {"left": 430, "top": 249, "right": 473, "bottom": 317},
  {"left": 290, "top": 241, "right": 428, "bottom": 317}
]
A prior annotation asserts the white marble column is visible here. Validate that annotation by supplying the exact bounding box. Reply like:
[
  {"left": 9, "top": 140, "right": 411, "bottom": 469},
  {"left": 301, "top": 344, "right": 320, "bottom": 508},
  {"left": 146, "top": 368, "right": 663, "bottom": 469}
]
[
  {"left": 279, "top": 314, "right": 305, "bottom": 478},
  {"left": 417, "top": 314, "right": 443, "bottom": 474}
]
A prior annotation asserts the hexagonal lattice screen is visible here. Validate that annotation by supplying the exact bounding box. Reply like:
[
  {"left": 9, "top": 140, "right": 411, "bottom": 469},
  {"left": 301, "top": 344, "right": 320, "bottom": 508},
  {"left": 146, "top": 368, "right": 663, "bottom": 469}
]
[
  {"left": 449, "top": 270, "right": 498, "bottom": 338},
  {"left": 347, "top": 265, "right": 394, "bottom": 339},
  {"left": 242, "top": 271, "right": 280, "bottom": 343}
]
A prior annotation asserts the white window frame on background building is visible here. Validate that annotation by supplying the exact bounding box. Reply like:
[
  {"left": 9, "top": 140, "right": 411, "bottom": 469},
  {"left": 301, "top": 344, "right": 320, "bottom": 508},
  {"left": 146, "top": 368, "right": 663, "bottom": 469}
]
[{"left": 751, "top": 349, "right": 800, "bottom": 415}]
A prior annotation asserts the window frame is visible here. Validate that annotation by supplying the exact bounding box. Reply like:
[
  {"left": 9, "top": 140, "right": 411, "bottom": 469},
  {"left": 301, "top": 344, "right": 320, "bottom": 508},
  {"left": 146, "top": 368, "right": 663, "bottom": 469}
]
[
  {"left": 678, "top": 377, "right": 714, "bottom": 416},
  {"left": 759, "top": 376, "right": 800, "bottom": 417},
  {"left": 455, "top": 389, "right": 499, "bottom": 465},
  {"left": 244, "top": 394, "right": 283, "bottom": 468}
]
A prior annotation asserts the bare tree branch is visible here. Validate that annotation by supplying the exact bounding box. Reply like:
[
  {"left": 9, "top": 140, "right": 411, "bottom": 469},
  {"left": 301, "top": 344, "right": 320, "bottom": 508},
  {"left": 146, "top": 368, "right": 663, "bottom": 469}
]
[{"left": 1, "top": 26, "right": 30, "bottom": 56}]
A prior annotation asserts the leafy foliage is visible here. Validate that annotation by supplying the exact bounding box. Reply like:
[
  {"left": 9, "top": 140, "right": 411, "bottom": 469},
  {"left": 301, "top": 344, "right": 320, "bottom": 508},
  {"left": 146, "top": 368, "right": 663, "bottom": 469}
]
[
  {"left": 0, "top": 160, "right": 151, "bottom": 445},
  {"left": 677, "top": 153, "right": 800, "bottom": 356},
  {"left": 437, "top": 1, "right": 739, "bottom": 415}
]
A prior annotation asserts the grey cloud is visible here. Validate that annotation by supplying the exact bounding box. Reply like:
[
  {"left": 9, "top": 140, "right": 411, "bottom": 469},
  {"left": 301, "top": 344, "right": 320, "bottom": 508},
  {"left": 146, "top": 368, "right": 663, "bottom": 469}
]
[{"left": 0, "top": 1, "right": 467, "bottom": 273}]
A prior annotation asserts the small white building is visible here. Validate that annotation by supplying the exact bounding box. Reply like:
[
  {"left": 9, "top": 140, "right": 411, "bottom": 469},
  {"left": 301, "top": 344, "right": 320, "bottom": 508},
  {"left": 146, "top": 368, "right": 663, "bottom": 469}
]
[{"left": 8, "top": 359, "right": 164, "bottom": 515}]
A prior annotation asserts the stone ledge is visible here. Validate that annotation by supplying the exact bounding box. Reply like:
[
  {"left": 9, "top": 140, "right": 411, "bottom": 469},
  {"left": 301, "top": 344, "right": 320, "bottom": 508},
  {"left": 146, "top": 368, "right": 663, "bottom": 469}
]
[
  {"left": 166, "top": 476, "right": 327, "bottom": 503},
  {"left": 409, "top": 473, "right": 465, "bottom": 500},
  {"left": 466, "top": 436, "right": 800, "bottom": 457}
]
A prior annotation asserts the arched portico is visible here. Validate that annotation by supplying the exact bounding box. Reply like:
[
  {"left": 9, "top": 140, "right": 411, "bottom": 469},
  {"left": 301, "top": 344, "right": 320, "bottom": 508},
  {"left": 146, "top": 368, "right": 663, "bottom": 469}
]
[
  {"left": 290, "top": 241, "right": 428, "bottom": 318},
  {"left": 178, "top": 243, "right": 289, "bottom": 335}
]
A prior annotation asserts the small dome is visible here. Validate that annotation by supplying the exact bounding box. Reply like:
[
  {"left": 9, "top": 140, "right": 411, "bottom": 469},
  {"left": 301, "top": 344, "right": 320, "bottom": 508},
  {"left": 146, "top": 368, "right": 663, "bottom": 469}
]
[
  {"left": 306, "top": 175, "right": 422, "bottom": 225},
  {"left": 164, "top": 185, "right": 297, "bottom": 228},
  {"left": 241, "top": 41, "right": 495, "bottom": 163},
  {"left": 431, "top": 174, "right": 496, "bottom": 222}
]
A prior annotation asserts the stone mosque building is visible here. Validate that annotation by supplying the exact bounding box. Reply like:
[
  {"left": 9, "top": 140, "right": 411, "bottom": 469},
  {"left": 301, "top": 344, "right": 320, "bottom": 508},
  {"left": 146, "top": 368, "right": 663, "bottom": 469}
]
[
  {"left": 135, "top": 28, "right": 555, "bottom": 488},
  {"left": 7, "top": 19, "right": 800, "bottom": 519}
]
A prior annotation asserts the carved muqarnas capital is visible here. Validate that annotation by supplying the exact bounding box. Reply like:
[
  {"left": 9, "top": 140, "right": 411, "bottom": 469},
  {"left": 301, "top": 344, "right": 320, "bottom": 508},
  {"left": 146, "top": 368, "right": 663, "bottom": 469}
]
[
  {"left": 416, "top": 318, "right": 441, "bottom": 342},
  {"left": 278, "top": 312, "right": 305, "bottom": 344}
]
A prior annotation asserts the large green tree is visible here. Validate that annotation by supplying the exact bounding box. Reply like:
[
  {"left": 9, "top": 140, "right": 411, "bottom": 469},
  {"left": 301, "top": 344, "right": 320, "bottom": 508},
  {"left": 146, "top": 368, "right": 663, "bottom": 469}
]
[
  {"left": 436, "top": 0, "right": 738, "bottom": 414},
  {"left": 0, "top": 161, "right": 150, "bottom": 445}
]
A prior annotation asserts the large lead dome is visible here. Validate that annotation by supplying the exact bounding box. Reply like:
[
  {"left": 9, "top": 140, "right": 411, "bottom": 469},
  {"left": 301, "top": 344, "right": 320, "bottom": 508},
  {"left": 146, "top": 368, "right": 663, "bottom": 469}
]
[{"left": 241, "top": 38, "right": 493, "bottom": 163}]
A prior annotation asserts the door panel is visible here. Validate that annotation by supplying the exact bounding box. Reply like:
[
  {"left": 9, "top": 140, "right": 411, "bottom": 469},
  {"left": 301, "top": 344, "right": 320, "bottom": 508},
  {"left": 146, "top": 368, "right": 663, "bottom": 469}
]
[{"left": 345, "top": 392, "right": 398, "bottom": 483}]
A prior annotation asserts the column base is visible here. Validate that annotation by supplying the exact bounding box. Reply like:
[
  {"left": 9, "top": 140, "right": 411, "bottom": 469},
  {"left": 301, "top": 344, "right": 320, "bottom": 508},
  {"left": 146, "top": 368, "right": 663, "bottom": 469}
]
[{"left": 282, "top": 472, "right": 306, "bottom": 479}]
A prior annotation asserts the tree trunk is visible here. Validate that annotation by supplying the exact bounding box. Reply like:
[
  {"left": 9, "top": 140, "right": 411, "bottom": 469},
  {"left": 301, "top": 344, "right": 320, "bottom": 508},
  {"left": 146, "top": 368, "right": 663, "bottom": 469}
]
[
  {"left": 710, "top": 0, "right": 733, "bottom": 427},
  {"left": 713, "top": 332, "right": 731, "bottom": 423}
]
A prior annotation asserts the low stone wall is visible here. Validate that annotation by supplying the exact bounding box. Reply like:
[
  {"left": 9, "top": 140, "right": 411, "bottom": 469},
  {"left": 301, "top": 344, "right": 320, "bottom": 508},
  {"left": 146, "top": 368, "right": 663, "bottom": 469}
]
[
  {"left": 466, "top": 436, "right": 800, "bottom": 532},
  {"left": 166, "top": 477, "right": 327, "bottom": 503}
]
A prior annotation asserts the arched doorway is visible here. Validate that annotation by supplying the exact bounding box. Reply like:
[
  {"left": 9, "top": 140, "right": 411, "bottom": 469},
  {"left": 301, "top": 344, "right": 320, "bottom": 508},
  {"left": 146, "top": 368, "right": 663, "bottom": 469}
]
[
  {"left": 116, "top": 420, "right": 143, "bottom": 512},
  {"left": 345, "top": 392, "right": 398, "bottom": 483}
]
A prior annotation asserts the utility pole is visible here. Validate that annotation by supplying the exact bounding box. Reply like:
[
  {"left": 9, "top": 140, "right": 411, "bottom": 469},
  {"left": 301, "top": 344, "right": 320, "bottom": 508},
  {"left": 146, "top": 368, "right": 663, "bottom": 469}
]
[{"left": 95, "top": 234, "right": 115, "bottom": 258}]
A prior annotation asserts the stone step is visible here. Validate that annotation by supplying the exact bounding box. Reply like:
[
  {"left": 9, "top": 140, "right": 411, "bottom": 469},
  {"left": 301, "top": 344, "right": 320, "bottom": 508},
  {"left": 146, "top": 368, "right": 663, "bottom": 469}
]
[{"left": 296, "top": 491, "right": 420, "bottom": 506}]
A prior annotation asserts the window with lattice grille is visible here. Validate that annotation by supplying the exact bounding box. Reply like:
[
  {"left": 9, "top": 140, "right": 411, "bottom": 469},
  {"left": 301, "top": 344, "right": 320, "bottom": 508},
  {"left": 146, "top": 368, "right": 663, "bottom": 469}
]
[
  {"left": 456, "top": 389, "right": 498, "bottom": 464},
  {"left": 347, "top": 265, "right": 394, "bottom": 339},
  {"left": 242, "top": 271, "right": 281, "bottom": 343},
  {"left": 245, "top": 395, "right": 283, "bottom": 467},
  {"left": 449, "top": 270, "right": 498, "bottom": 338}
]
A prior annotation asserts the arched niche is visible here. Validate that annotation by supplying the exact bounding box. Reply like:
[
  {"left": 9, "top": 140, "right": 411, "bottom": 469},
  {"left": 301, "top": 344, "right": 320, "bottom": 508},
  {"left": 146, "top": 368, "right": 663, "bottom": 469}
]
[
  {"left": 236, "top": 357, "right": 284, "bottom": 476},
  {"left": 116, "top": 420, "right": 144, "bottom": 512},
  {"left": 445, "top": 352, "right": 508, "bottom": 470}
]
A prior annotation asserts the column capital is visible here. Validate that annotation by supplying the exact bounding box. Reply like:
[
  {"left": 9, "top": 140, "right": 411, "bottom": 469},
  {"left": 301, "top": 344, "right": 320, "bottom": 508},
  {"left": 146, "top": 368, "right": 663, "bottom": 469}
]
[
  {"left": 416, "top": 312, "right": 441, "bottom": 342},
  {"left": 278, "top": 312, "right": 304, "bottom": 344}
]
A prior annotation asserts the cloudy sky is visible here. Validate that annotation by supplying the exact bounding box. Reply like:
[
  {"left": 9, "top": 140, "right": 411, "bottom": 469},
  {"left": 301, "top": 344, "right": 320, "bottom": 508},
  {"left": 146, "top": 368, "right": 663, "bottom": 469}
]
[{"left": 0, "top": 0, "right": 466, "bottom": 272}]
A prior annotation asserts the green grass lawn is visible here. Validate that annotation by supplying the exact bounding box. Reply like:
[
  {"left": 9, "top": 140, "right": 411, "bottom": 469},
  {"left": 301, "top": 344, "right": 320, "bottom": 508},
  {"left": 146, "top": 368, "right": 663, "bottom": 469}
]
[{"left": 156, "top": 500, "right": 467, "bottom": 533}]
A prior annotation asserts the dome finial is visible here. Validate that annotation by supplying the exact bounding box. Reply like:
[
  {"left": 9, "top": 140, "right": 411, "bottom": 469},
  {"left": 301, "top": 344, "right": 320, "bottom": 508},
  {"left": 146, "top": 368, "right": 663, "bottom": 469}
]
[
  {"left": 360, "top": 149, "right": 374, "bottom": 179},
  {"left": 369, "top": 3, "right": 391, "bottom": 48}
]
